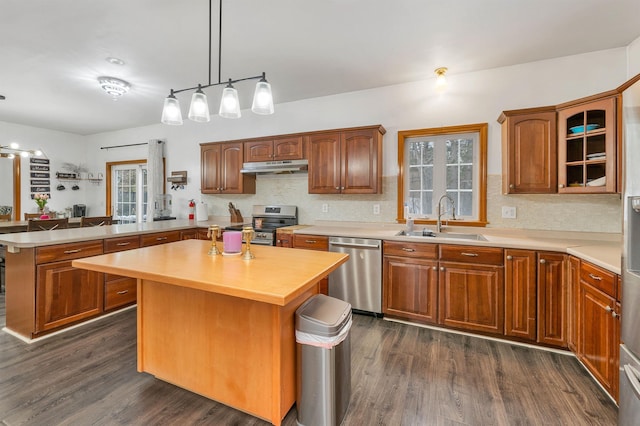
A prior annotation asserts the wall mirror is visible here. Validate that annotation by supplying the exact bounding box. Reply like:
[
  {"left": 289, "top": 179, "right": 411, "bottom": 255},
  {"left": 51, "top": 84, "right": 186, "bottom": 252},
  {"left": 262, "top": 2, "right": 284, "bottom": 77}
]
[{"left": 0, "top": 156, "right": 21, "bottom": 221}]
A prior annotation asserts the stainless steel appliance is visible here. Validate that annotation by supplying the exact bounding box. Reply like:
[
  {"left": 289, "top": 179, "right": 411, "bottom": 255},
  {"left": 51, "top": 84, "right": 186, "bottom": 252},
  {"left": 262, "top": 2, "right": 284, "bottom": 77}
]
[
  {"left": 620, "top": 77, "right": 640, "bottom": 424},
  {"left": 328, "top": 236, "right": 382, "bottom": 315},
  {"left": 72, "top": 204, "right": 86, "bottom": 217},
  {"left": 225, "top": 205, "right": 297, "bottom": 246}
]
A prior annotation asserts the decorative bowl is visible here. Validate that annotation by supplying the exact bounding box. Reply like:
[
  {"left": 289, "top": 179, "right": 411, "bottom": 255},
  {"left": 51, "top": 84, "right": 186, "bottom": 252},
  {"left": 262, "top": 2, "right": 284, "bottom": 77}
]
[{"left": 569, "top": 124, "right": 599, "bottom": 134}]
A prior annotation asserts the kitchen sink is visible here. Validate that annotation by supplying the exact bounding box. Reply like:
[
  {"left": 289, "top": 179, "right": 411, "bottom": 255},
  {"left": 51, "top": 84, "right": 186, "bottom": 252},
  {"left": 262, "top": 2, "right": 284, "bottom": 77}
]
[{"left": 395, "top": 229, "right": 487, "bottom": 241}]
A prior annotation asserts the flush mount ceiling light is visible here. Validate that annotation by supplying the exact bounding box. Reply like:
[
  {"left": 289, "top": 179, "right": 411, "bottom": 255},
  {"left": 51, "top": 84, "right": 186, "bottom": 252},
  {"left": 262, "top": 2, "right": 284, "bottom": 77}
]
[
  {"left": 435, "top": 67, "right": 448, "bottom": 88},
  {"left": 0, "top": 142, "right": 44, "bottom": 159},
  {"left": 161, "top": 0, "right": 274, "bottom": 125},
  {"left": 106, "top": 57, "right": 125, "bottom": 66},
  {"left": 98, "top": 76, "right": 131, "bottom": 100}
]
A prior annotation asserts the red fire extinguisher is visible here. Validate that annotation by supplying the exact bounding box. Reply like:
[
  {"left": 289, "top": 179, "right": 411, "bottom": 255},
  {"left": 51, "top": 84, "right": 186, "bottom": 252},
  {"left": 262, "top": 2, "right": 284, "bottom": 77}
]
[{"left": 188, "top": 199, "right": 195, "bottom": 220}]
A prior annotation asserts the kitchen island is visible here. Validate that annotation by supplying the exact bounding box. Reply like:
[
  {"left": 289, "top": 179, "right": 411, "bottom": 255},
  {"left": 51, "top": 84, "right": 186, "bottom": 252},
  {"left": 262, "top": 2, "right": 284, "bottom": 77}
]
[{"left": 72, "top": 239, "right": 348, "bottom": 426}]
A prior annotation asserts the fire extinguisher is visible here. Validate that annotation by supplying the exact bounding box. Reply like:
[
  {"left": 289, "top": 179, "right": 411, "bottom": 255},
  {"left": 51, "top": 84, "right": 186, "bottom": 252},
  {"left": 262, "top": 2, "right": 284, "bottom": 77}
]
[{"left": 188, "top": 199, "right": 196, "bottom": 220}]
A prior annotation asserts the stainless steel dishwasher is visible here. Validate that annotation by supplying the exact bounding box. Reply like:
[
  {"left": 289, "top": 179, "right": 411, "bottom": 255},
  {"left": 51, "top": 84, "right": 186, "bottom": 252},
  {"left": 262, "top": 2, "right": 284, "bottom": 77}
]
[{"left": 328, "top": 236, "right": 382, "bottom": 315}]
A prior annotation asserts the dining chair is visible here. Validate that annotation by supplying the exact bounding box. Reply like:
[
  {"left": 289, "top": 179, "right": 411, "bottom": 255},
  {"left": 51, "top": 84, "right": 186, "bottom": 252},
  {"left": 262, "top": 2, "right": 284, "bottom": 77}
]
[
  {"left": 0, "top": 213, "right": 11, "bottom": 221},
  {"left": 80, "top": 216, "right": 113, "bottom": 227},
  {"left": 26, "top": 218, "right": 69, "bottom": 231},
  {"left": 24, "top": 213, "right": 42, "bottom": 220}
]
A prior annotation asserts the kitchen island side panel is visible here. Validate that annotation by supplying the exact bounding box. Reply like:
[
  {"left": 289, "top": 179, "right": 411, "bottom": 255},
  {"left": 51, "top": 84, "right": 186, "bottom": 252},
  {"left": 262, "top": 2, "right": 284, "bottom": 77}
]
[{"left": 5, "top": 248, "right": 36, "bottom": 338}]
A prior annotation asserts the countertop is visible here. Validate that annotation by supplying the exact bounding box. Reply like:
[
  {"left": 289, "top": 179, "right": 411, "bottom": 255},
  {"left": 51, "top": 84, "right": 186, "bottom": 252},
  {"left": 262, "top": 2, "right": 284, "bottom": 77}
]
[{"left": 73, "top": 240, "right": 348, "bottom": 306}]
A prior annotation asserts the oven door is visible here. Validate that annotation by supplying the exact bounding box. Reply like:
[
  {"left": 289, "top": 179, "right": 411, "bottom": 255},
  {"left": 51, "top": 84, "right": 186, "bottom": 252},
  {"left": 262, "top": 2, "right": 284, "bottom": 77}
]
[{"left": 252, "top": 229, "right": 276, "bottom": 246}]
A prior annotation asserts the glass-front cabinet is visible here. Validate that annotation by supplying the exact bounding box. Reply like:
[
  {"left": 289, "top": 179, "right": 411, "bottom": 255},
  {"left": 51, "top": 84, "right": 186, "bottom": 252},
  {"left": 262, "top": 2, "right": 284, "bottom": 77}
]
[{"left": 557, "top": 96, "right": 618, "bottom": 193}]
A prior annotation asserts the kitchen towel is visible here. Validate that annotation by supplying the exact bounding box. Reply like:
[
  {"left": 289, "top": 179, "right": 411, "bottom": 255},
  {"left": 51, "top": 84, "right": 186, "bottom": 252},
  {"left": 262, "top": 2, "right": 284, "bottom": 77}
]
[{"left": 196, "top": 203, "right": 209, "bottom": 221}]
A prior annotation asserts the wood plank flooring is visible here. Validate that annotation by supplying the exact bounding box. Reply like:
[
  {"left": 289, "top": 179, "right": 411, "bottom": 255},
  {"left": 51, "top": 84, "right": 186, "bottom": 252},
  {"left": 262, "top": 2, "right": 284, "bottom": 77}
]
[{"left": 0, "top": 293, "right": 617, "bottom": 425}]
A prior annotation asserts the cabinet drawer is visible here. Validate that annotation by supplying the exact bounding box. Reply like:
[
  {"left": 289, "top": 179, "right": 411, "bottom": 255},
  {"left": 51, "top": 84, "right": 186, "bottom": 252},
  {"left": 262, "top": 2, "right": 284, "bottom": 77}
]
[
  {"left": 36, "top": 240, "right": 104, "bottom": 264},
  {"left": 105, "top": 276, "right": 137, "bottom": 310},
  {"left": 581, "top": 261, "right": 616, "bottom": 299},
  {"left": 104, "top": 236, "right": 141, "bottom": 253},
  {"left": 140, "top": 230, "right": 181, "bottom": 247},
  {"left": 384, "top": 241, "right": 438, "bottom": 259},
  {"left": 439, "top": 244, "right": 504, "bottom": 265},
  {"left": 293, "top": 234, "right": 329, "bottom": 251}
]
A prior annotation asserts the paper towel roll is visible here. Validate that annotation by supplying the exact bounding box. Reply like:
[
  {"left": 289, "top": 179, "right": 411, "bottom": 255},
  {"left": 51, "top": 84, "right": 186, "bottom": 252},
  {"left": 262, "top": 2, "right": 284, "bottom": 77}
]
[{"left": 196, "top": 203, "right": 209, "bottom": 221}]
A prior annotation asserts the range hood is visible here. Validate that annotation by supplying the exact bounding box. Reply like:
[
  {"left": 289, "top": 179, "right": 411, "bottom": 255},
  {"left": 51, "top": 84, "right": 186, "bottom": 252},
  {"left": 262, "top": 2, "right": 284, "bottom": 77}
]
[{"left": 241, "top": 159, "right": 308, "bottom": 174}]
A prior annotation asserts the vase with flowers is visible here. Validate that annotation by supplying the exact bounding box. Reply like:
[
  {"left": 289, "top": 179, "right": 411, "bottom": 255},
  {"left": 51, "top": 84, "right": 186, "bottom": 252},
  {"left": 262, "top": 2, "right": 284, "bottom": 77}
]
[{"left": 34, "top": 193, "right": 50, "bottom": 219}]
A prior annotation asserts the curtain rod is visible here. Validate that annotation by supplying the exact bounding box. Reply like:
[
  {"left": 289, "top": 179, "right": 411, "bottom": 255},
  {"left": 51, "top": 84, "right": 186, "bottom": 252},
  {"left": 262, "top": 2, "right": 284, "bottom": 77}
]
[{"left": 100, "top": 141, "right": 163, "bottom": 150}]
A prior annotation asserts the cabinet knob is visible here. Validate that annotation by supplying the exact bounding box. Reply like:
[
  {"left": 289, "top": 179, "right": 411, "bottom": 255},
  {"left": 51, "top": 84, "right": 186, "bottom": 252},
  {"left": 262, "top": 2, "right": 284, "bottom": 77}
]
[
  {"left": 559, "top": 184, "right": 564, "bottom": 188},
  {"left": 540, "top": 259, "right": 546, "bottom": 264},
  {"left": 509, "top": 184, "right": 514, "bottom": 189},
  {"left": 432, "top": 266, "right": 437, "bottom": 270},
  {"left": 440, "top": 267, "right": 445, "bottom": 271},
  {"left": 335, "top": 186, "right": 340, "bottom": 190},
  {"left": 506, "top": 255, "right": 513, "bottom": 260}
]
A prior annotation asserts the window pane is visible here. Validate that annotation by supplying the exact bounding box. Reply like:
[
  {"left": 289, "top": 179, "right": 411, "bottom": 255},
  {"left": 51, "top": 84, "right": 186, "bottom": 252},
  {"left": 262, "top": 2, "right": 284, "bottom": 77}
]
[
  {"left": 409, "top": 167, "right": 421, "bottom": 189},
  {"left": 422, "top": 191, "right": 433, "bottom": 216},
  {"left": 459, "top": 191, "right": 473, "bottom": 216},
  {"left": 446, "top": 139, "right": 458, "bottom": 164},
  {"left": 422, "top": 165, "right": 433, "bottom": 189},
  {"left": 446, "top": 165, "right": 459, "bottom": 189},
  {"left": 422, "top": 141, "right": 434, "bottom": 165},
  {"left": 460, "top": 165, "right": 473, "bottom": 189},
  {"left": 460, "top": 139, "right": 474, "bottom": 163},
  {"left": 409, "top": 143, "right": 421, "bottom": 166}
]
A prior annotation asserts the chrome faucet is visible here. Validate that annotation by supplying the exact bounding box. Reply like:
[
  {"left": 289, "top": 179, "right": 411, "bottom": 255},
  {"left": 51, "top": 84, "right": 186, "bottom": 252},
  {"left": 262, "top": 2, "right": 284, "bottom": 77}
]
[{"left": 436, "top": 195, "right": 456, "bottom": 232}]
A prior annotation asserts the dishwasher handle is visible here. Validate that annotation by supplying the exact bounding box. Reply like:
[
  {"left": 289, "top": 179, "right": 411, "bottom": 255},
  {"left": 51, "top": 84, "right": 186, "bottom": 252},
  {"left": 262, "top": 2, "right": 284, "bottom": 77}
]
[{"left": 329, "top": 241, "right": 380, "bottom": 249}]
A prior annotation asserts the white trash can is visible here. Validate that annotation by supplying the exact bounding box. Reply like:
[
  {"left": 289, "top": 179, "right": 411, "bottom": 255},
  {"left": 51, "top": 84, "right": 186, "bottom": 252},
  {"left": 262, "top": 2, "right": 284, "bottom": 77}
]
[{"left": 296, "top": 294, "right": 352, "bottom": 426}]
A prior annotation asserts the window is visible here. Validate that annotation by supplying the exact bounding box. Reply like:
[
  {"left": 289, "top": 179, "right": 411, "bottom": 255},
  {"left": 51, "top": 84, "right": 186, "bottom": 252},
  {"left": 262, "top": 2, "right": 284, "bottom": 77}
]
[
  {"left": 106, "top": 160, "right": 148, "bottom": 224},
  {"left": 398, "top": 123, "right": 488, "bottom": 226}
]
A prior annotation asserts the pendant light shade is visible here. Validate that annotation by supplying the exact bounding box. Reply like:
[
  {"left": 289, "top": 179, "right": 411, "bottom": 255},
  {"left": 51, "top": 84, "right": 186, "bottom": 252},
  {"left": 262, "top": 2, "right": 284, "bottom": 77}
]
[
  {"left": 161, "top": 90, "right": 183, "bottom": 125},
  {"left": 251, "top": 73, "right": 274, "bottom": 115},
  {"left": 219, "top": 80, "right": 241, "bottom": 118},
  {"left": 188, "top": 85, "right": 210, "bottom": 122}
]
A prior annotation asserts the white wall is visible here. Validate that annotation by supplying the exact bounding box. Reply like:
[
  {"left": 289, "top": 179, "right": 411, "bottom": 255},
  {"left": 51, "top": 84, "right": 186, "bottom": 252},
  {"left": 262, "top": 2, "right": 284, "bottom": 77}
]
[
  {"left": 628, "top": 35, "right": 640, "bottom": 77},
  {"left": 3, "top": 47, "right": 632, "bottom": 231}
]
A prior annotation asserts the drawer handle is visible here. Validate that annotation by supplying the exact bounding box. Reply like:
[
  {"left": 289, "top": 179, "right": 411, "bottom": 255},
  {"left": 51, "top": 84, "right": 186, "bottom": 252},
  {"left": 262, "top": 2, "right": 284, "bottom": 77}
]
[
  {"left": 116, "top": 242, "right": 131, "bottom": 246},
  {"left": 156, "top": 237, "right": 168, "bottom": 241},
  {"left": 401, "top": 247, "right": 416, "bottom": 252},
  {"left": 305, "top": 240, "right": 317, "bottom": 244},
  {"left": 63, "top": 249, "right": 82, "bottom": 254},
  {"left": 588, "top": 273, "right": 602, "bottom": 281},
  {"left": 116, "top": 290, "right": 129, "bottom": 295},
  {"left": 461, "top": 252, "right": 479, "bottom": 257}
]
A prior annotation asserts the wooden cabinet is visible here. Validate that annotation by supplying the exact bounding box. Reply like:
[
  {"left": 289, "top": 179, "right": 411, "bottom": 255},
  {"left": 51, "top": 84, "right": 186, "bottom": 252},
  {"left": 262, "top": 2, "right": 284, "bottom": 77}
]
[
  {"left": 34, "top": 241, "right": 105, "bottom": 333},
  {"left": 577, "top": 260, "right": 620, "bottom": 401},
  {"left": 537, "top": 252, "right": 568, "bottom": 348},
  {"left": 244, "top": 136, "right": 304, "bottom": 162},
  {"left": 103, "top": 235, "right": 140, "bottom": 311},
  {"left": 499, "top": 108, "right": 557, "bottom": 194},
  {"left": 557, "top": 96, "right": 618, "bottom": 193},
  {"left": 200, "top": 142, "right": 256, "bottom": 194},
  {"left": 180, "top": 229, "right": 199, "bottom": 240},
  {"left": 292, "top": 234, "right": 329, "bottom": 294},
  {"left": 276, "top": 229, "right": 294, "bottom": 248},
  {"left": 438, "top": 245, "right": 504, "bottom": 335},
  {"left": 567, "top": 256, "right": 581, "bottom": 352},
  {"left": 383, "top": 241, "right": 439, "bottom": 324},
  {"left": 307, "top": 125, "right": 385, "bottom": 194},
  {"left": 504, "top": 249, "right": 537, "bottom": 341}
]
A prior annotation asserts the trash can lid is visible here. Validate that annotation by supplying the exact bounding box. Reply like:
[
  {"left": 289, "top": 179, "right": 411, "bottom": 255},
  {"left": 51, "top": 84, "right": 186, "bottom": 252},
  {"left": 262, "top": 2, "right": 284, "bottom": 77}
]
[{"left": 296, "top": 294, "right": 352, "bottom": 337}]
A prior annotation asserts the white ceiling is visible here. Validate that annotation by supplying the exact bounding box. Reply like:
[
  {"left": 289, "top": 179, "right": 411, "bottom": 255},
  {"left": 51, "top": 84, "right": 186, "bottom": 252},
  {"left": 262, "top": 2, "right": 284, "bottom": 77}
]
[{"left": 1, "top": 0, "right": 639, "bottom": 136}]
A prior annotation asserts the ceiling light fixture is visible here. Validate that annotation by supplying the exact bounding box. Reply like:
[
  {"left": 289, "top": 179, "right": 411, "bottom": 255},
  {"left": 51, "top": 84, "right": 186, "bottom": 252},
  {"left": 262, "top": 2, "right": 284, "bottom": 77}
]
[
  {"left": 106, "top": 57, "right": 125, "bottom": 66},
  {"left": 98, "top": 76, "right": 131, "bottom": 100},
  {"left": 0, "top": 142, "right": 44, "bottom": 159},
  {"left": 161, "top": 0, "right": 274, "bottom": 125},
  {"left": 435, "top": 67, "right": 448, "bottom": 88}
]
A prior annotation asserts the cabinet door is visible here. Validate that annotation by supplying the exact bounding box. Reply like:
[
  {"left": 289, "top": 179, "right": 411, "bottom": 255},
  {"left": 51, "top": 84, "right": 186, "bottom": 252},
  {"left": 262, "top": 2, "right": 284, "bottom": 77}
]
[
  {"left": 557, "top": 96, "right": 617, "bottom": 193},
  {"left": 501, "top": 110, "right": 557, "bottom": 194},
  {"left": 276, "top": 230, "right": 293, "bottom": 248},
  {"left": 36, "top": 260, "right": 103, "bottom": 333},
  {"left": 273, "top": 136, "right": 304, "bottom": 160},
  {"left": 504, "top": 249, "right": 537, "bottom": 341},
  {"left": 307, "top": 132, "right": 342, "bottom": 194},
  {"left": 341, "top": 128, "right": 381, "bottom": 194},
  {"left": 292, "top": 234, "right": 329, "bottom": 294},
  {"left": 567, "top": 256, "right": 581, "bottom": 352},
  {"left": 384, "top": 256, "right": 438, "bottom": 324},
  {"left": 201, "top": 144, "right": 221, "bottom": 193},
  {"left": 439, "top": 261, "right": 504, "bottom": 335},
  {"left": 180, "top": 229, "right": 199, "bottom": 240},
  {"left": 578, "top": 281, "right": 619, "bottom": 399},
  {"left": 244, "top": 139, "right": 274, "bottom": 162},
  {"left": 537, "top": 252, "right": 567, "bottom": 347},
  {"left": 219, "top": 142, "right": 246, "bottom": 194}
]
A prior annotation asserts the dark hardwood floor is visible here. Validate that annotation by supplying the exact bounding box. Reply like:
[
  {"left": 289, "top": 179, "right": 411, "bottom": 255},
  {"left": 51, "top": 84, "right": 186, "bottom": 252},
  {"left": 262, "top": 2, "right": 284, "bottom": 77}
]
[{"left": 0, "top": 293, "right": 617, "bottom": 425}]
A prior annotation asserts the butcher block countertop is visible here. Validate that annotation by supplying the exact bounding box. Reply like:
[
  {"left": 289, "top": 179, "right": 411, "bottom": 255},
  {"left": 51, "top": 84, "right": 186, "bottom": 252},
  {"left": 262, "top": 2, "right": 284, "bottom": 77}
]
[{"left": 72, "top": 239, "right": 348, "bottom": 306}]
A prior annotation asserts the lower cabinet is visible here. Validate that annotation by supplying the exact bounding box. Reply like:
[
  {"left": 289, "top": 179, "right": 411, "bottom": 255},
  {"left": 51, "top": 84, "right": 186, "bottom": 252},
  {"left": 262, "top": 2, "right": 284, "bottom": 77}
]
[
  {"left": 36, "top": 261, "right": 104, "bottom": 333},
  {"left": 383, "top": 241, "right": 439, "bottom": 324},
  {"left": 504, "top": 249, "right": 537, "bottom": 341},
  {"left": 292, "top": 234, "right": 329, "bottom": 294},
  {"left": 577, "top": 260, "right": 620, "bottom": 401},
  {"left": 537, "top": 252, "right": 568, "bottom": 348}
]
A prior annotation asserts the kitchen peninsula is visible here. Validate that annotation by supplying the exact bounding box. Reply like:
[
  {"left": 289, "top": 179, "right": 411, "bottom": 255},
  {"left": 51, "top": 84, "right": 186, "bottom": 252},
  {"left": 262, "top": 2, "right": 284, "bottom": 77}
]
[{"left": 72, "top": 240, "right": 348, "bottom": 426}]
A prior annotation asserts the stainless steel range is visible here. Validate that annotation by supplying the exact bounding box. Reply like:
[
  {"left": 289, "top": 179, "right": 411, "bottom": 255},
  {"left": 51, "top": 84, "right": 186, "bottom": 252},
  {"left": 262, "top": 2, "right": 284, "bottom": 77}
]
[{"left": 225, "top": 205, "right": 297, "bottom": 246}]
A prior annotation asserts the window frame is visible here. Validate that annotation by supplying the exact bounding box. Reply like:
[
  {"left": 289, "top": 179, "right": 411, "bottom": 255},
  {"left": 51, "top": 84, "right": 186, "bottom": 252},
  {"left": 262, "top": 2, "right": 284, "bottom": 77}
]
[{"left": 397, "top": 123, "right": 488, "bottom": 227}]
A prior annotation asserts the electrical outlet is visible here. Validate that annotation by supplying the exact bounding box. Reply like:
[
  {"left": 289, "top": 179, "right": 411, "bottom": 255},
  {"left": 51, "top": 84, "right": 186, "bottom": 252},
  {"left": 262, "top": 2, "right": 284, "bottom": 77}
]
[
  {"left": 321, "top": 203, "right": 329, "bottom": 213},
  {"left": 501, "top": 206, "right": 517, "bottom": 219},
  {"left": 373, "top": 204, "right": 380, "bottom": 215}
]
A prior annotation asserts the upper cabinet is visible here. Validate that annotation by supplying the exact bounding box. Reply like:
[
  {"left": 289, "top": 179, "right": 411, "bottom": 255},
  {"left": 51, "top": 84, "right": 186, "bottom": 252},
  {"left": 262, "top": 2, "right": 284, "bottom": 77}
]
[
  {"left": 499, "top": 107, "right": 557, "bottom": 194},
  {"left": 200, "top": 142, "right": 256, "bottom": 194},
  {"left": 557, "top": 96, "right": 618, "bottom": 193},
  {"left": 244, "top": 136, "right": 304, "bottom": 163},
  {"left": 307, "top": 125, "right": 385, "bottom": 194}
]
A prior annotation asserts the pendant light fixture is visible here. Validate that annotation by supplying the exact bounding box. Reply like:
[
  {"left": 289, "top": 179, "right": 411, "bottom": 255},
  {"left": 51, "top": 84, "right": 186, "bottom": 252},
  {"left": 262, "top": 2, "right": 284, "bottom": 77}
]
[
  {"left": 161, "top": 0, "right": 274, "bottom": 125},
  {"left": 434, "top": 67, "right": 448, "bottom": 88}
]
